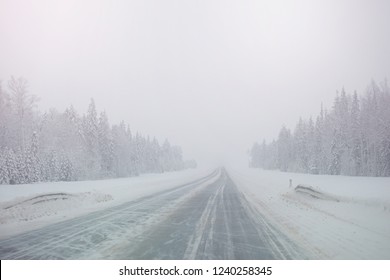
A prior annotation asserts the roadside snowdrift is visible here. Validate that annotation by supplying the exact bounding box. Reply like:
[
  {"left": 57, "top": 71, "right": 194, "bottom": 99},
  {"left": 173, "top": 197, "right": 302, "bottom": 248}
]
[
  {"left": 294, "top": 185, "right": 340, "bottom": 202},
  {"left": 0, "top": 168, "right": 211, "bottom": 239},
  {"left": 228, "top": 167, "right": 390, "bottom": 259},
  {"left": 0, "top": 192, "right": 113, "bottom": 225}
]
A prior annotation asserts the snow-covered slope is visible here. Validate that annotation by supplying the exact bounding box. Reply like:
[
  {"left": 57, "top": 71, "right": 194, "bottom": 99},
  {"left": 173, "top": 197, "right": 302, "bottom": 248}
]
[
  {"left": 228, "top": 167, "right": 390, "bottom": 259},
  {"left": 0, "top": 168, "right": 211, "bottom": 239}
]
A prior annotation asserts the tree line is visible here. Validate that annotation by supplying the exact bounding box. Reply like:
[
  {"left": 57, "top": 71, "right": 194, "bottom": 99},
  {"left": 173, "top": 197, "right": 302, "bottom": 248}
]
[
  {"left": 0, "top": 77, "right": 195, "bottom": 185},
  {"left": 250, "top": 80, "right": 390, "bottom": 177}
]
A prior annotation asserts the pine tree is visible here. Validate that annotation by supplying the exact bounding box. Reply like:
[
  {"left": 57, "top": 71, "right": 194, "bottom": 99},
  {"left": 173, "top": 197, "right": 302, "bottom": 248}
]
[
  {"left": 314, "top": 105, "right": 326, "bottom": 174},
  {"left": 83, "top": 99, "right": 100, "bottom": 178},
  {"left": 377, "top": 81, "right": 390, "bottom": 176},
  {"left": 8, "top": 76, "right": 37, "bottom": 151},
  {"left": 293, "top": 118, "right": 309, "bottom": 172},
  {"left": 0, "top": 81, "right": 11, "bottom": 148},
  {"left": 5, "top": 148, "right": 18, "bottom": 184},
  {"left": 0, "top": 77, "right": 187, "bottom": 184},
  {"left": 249, "top": 80, "right": 390, "bottom": 177},
  {"left": 98, "top": 111, "right": 114, "bottom": 177},
  {"left": 0, "top": 148, "right": 9, "bottom": 184},
  {"left": 277, "top": 126, "right": 292, "bottom": 171},
  {"left": 350, "top": 92, "right": 362, "bottom": 175},
  {"left": 250, "top": 142, "right": 261, "bottom": 168}
]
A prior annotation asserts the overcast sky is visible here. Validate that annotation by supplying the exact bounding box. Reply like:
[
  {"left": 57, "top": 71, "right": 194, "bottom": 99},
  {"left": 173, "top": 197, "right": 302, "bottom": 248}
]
[{"left": 1, "top": 0, "right": 389, "bottom": 167}]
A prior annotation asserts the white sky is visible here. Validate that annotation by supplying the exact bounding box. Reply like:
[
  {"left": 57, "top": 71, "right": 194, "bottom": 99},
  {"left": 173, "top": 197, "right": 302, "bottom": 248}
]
[{"left": 1, "top": 0, "right": 389, "bottom": 167}]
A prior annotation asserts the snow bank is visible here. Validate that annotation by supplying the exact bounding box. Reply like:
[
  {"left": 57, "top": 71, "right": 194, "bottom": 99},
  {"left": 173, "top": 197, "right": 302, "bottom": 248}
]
[
  {"left": 294, "top": 185, "right": 340, "bottom": 202},
  {"left": 0, "top": 168, "right": 211, "bottom": 239},
  {"left": 0, "top": 192, "right": 113, "bottom": 224},
  {"left": 227, "top": 167, "right": 390, "bottom": 259}
]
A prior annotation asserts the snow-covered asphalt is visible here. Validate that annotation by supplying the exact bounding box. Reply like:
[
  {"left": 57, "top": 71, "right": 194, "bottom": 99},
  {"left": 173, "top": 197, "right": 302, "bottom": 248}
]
[{"left": 0, "top": 168, "right": 304, "bottom": 259}]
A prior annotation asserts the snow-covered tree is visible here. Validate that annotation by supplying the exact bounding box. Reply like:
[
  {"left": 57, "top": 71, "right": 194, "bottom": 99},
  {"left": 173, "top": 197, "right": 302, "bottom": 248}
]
[
  {"left": 277, "top": 126, "right": 292, "bottom": 172},
  {"left": 0, "top": 77, "right": 189, "bottom": 185},
  {"left": 250, "top": 80, "right": 390, "bottom": 177},
  {"left": 98, "top": 111, "right": 114, "bottom": 177},
  {"left": 8, "top": 76, "right": 38, "bottom": 150},
  {"left": 83, "top": 99, "right": 100, "bottom": 178}
]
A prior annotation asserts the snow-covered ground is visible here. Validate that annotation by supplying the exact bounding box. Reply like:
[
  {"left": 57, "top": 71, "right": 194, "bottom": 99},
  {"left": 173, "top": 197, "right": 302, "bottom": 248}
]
[
  {"left": 1, "top": 166, "right": 389, "bottom": 259},
  {"left": 228, "top": 167, "right": 390, "bottom": 259},
  {"left": 0, "top": 168, "right": 211, "bottom": 239}
]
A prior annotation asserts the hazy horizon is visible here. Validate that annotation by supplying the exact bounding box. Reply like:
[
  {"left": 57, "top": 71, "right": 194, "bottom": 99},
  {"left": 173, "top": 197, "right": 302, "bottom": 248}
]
[{"left": 1, "top": 0, "right": 390, "bottom": 167}]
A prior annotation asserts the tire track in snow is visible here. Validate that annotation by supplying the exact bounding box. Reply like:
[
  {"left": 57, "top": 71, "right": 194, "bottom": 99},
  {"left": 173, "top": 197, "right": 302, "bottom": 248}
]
[
  {"left": 183, "top": 182, "right": 225, "bottom": 259},
  {"left": 0, "top": 170, "right": 219, "bottom": 259},
  {"left": 0, "top": 168, "right": 306, "bottom": 259},
  {"left": 124, "top": 169, "right": 305, "bottom": 259}
]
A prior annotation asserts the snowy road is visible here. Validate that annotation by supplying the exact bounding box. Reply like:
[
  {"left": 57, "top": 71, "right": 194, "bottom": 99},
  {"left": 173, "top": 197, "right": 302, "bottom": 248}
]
[{"left": 0, "top": 168, "right": 304, "bottom": 259}]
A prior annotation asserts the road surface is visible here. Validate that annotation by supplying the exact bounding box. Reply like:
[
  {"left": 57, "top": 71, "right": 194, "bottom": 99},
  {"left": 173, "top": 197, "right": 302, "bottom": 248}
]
[{"left": 0, "top": 168, "right": 304, "bottom": 259}]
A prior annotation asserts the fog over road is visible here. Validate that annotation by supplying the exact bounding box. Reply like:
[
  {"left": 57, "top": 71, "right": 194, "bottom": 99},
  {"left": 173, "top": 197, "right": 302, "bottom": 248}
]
[{"left": 0, "top": 169, "right": 304, "bottom": 259}]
